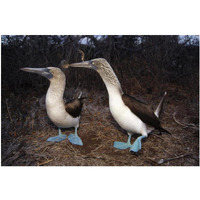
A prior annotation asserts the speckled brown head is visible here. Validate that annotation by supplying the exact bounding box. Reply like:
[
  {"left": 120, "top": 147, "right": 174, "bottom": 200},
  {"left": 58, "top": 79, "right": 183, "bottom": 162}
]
[{"left": 69, "top": 58, "right": 123, "bottom": 93}]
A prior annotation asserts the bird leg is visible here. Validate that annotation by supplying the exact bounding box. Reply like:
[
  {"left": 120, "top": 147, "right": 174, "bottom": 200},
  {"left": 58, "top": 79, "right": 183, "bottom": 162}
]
[
  {"left": 113, "top": 133, "right": 132, "bottom": 150},
  {"left": 68, "top": 127, "right": 83, "bottom": 146},
  {"left": 129, "top": 135, "right": 146, "bottom": 152},
  {"left": 46, "top": 128, "right": 67, "bottom": 142}
]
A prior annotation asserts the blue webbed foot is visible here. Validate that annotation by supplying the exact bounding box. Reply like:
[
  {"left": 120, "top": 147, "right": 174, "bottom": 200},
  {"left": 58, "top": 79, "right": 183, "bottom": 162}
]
[
  {"left": 130, "top": 135, "right": 146, "bottom": 152},
  {"left": 114, "top": 134, "right": 132, "bottom": 150},
  {"left": 114, "top": 141, "right": 131, "bottom": 149},
  {"left": 68, "top": 134, "right": 83, "bottom": 146},
  {"left": 47, "top": 134, "right": 66, "bottom": 142},
  {"left": 47, "top": 128, "right": 66, "bottom": 142}
]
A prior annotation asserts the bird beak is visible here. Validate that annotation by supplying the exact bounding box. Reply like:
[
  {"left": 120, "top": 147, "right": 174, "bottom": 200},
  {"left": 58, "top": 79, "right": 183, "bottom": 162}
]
[
  {"left": 20, "top": 68, "right": 53, "bottom": 79},
  {"left": 68, "top": 61, "right": 93, "bottom": 69}
]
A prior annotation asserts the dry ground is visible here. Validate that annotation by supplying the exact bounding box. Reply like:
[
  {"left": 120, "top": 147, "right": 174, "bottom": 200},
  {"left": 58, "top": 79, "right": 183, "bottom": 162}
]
[{"left": 1, "top": 84, "right": 199, "bottom": 166}]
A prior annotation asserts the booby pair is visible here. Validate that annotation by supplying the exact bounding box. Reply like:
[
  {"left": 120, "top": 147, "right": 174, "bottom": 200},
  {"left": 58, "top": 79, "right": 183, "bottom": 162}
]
[
  {"left": 20, "top": 67, "right": 84, "bottom": 146},
  {"left": 68, "top": 58, "right": 171, "bottom": 152}
]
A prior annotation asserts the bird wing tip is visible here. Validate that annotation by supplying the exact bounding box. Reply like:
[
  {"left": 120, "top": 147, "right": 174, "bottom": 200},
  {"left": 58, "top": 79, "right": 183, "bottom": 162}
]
[{"left": 78, "top": 92, "right": 83, "bottom": 99}]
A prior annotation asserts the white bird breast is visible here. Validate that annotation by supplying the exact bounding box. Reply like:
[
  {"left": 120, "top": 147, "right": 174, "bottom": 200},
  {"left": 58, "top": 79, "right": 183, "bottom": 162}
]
[
  {"left": 47, "top": 108, "right": 80, "bottom": 128},
  {"left": 45, "top": 89, "right": 79, "bottom": 128},
  {"left": 108, "top": 92, "right": 148, "bottom": 136}
]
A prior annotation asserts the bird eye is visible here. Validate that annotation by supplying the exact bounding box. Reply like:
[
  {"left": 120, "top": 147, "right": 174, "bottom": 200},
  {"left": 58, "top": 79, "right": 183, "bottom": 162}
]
[
  {"left": 49, "top": 69, "right": 53, "bottom": 74},
  {"left": 92, "top": 62, "right": 95, "bottom": 65}
]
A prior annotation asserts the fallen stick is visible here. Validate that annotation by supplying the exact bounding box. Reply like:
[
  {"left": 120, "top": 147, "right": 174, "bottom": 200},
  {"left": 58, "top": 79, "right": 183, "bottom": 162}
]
[
  {"left": 157, "top": 153, "right": 193, "bottom": 165},
  {"left": 38, "top": 159, "right": 53, "bottom": 166},
  {"left": 145, "top": 157, "right": 159, "bottom": 166},
  {"left": 172, "top": 112, "right": 199, "bottom": 130}
]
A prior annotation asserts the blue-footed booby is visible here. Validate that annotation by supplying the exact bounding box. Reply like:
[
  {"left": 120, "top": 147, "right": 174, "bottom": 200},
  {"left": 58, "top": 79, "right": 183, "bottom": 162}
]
[
  {"left": 20, "top": 67, "right": 84, "bottom": 146},
  {"left": 68, "top": 58, "right": 171, "bottom": 152}
]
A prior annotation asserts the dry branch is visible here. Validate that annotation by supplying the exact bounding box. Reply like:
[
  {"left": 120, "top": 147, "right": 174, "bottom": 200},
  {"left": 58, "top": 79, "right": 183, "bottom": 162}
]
[
  {"left": 78, "top": 49, "right": 85, "bottom": 62},
  {"left": 172, "top": 112, "right": 199, "bottom": 130},
  {"left": 157, "top": 153, "right": 193, "bottom": 164},
  {"left": 38, "top": 159, "right": 53, "bottom": 166}
]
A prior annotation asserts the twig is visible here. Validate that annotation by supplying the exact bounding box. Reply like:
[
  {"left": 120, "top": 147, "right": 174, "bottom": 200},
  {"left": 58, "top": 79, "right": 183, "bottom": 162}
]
[
  {"left": 157, "top": 153, "right": 193, "bottom": 165},
  {"left": 78, "top": 49, "right": 85, "bottom": 62},
  {"left": 91, "top": 141, "right": 110, "bottom": 152},
  {"left": 38, "top": 159, "right": 53, "bottom": 166},
  {"left": 145, "top": 157, "right": 159, "bottom": 166},
  {"left": 161, "top": 148, "right": 177, "bottom": 157},
  {"left": 172, "top": 112, "right": 199, "bottom": 130},
  {"left": 67, "top": 143, "right": 78, "bottom": 153},
  {"left": 152, "top": 134, "right": 165, "bottom": 141},
  {"left": 172, "top": 112, "right": 187, "bottom": 127},
  {"left": 5, "top": 99, "right": 13, "bottom": 123},
  {"left": 34, "top": 143, "right": 54, "bottom": 151}
]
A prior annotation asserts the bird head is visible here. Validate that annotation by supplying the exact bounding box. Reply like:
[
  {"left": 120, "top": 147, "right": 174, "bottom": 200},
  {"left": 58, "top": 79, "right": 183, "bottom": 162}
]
[
  {"left": 68, "top": 58, "right": 122, "bottom": 92},
  {"left": 20, "top": 67, "right": 65, "bottom": 81},
  {"left": 68, "top": 58, "right": 109, "bottom": 72}
]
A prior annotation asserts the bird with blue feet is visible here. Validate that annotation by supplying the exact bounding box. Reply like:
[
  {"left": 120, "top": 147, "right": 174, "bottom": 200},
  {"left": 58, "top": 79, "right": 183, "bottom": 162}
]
[
  {"left": 67, "top": 58, "right": 171, "bottom": 153},
  {"left": 20, "top": 67, "right": 86, "bottom": 146}
]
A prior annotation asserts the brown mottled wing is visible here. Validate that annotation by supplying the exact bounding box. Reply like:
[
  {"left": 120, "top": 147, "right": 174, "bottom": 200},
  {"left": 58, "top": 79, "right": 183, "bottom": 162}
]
[
  {"left": 122, "top": 94, "right": 161, "bottom": 128},
  {"left": 65, "top": 98, "right": 83, "bottom": 118}
]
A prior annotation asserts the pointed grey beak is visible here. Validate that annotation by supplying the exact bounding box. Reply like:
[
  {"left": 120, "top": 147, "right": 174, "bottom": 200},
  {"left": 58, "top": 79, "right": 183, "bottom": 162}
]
[
  {"left": 69, "top": 61, "right": 93, "bottom": 69},
  {"left": 20, "top": 68, "right": 53, "bottom": 79}
]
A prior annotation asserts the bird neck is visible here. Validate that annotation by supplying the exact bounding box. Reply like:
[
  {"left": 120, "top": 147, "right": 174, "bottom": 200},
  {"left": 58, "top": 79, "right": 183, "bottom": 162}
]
[
  {"left": 97, "top": 66, "right": 123, "bottom": 97},
  {"left": 106, "top": 84, "right": 123, "bottom": 105},
  {"left": 46, "top": 78, "right": 66, "bottom": 103}
]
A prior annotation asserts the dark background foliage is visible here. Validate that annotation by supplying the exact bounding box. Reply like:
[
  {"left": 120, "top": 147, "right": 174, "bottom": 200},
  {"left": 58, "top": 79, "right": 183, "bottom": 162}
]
[{"left": 1, "top": 35, "right": 199, "bottom": 96}]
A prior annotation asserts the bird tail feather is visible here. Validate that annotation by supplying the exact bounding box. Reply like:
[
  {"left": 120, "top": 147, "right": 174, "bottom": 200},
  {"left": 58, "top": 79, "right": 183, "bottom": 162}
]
[
  {"left": 78, "top": 92, "right": 88, "bottom": 100},
  {"left": 78, "top": 92, "right": 83, "bottom": 99}
]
